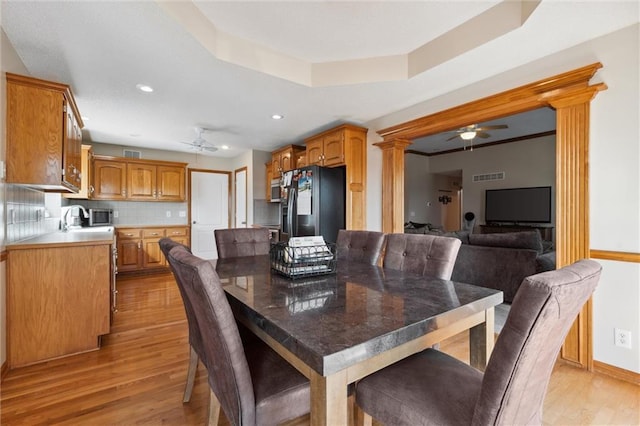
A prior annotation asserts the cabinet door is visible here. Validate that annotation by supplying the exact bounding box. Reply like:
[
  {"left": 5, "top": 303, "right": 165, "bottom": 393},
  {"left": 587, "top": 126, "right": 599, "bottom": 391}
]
[
  {"left": 117, "top": 239, "right": 142, "bottom": 272},
  {"left": 157, "top": 165, "right": 185, "bottom": 201},
  {"left": 296, "top": 152, "right": 307, "bottom": 168},
  {"left": 64, "top": 144, "right": 93, "bottom": 200},
  {"left": 63, "top": 105, "right": 82, "bottom": 190},
  {"left": 93, "top": 159, "right": 127, "bottom": 200},
  {"left": 271, "top": 154, "right": 281, "bottom": 175},
  {"left": 127, "top": 163, "right": 157, "bottom": 200},
  {"left": 306, "top": 139, "right": 324, "bottom": 166},
  {"left": 322, "top": 130, "right": 344, "bottom": 166},
  {"left": 6, "top": 81, "right": 65, "bottom": 187},
  {"left": 280, "top": 149, "right": 294, "bottom": 171},
  {"left": 142, "top": 238, "right": 165, "bottom": 268}
]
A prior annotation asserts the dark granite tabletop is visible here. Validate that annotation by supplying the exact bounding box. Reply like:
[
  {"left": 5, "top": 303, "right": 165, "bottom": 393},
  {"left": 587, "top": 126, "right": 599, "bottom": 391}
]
[{"left": 215, "top": 255, "right": 503, "bottom": 376}]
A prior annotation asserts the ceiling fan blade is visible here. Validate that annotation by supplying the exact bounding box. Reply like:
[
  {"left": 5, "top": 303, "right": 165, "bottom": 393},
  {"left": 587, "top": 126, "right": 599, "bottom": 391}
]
[
  {"left": 203, "top": 146, "right": 218, "bottom": 152},
  {"left": 446, "top": 134, "right": 460, "bottom": 141},
  {"left": 476, "top": 124, "right": 508, "bottom": 131},
  {"left": 476, "top": 131, "right": 491, "bottom": 138}
]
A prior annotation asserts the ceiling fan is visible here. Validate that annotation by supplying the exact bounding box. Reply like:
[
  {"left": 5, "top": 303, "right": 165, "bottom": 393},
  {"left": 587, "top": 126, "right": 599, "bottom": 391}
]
[
  {"left": 446, "top": 123, "right": 508, "bottom": 142},
  {"left": 445, "top": 123, "right": 508, "bottom": 151},
  {"left": 180, "top": 126, "right": 218, "bottom": 153}
]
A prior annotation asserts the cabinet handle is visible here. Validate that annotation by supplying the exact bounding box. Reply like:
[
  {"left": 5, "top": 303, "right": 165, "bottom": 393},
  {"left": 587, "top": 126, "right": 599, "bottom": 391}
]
[
  {"left": 89, "top": 185, "right": 95, "bottom": 194},
  {"left": 153, "top": 190, "right": 156, "bottom": 197},
  {"left": 151, "top": 232, "right": 159, "bottom": 236},
  {"left": 138, "top": 241, "right": 141, "bottom": 249}
]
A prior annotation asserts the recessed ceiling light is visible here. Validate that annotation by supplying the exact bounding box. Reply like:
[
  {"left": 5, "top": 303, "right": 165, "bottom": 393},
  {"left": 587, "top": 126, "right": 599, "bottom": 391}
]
[
  {"left": 136, "top": 83, "right": 154, "bottom": 93},
  {"left": 271, "top": 114, "right": 284, "bottom": 120},
  {"left": 221, "top": 145, "right": 229, "bottom": 150}
]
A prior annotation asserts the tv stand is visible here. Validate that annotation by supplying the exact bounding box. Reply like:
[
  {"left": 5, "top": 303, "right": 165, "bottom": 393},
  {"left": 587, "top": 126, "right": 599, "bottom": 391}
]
[{"left": 480, "top": 223, "right": 554, "bottom": 242}]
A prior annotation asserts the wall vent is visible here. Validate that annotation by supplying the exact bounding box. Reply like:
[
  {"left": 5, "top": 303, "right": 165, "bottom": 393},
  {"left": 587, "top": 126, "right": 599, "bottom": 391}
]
[
  {"left": 123, "top": 149, "right": 141, "bottom": 159},
  {"left": 473, "top": 171, "right": 505, "bottom": 182}
]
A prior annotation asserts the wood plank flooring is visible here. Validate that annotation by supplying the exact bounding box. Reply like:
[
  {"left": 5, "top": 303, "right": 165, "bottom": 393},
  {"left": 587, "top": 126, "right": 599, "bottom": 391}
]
[{"left": 2, "top": 272, "right": 638, "bottom": 425}]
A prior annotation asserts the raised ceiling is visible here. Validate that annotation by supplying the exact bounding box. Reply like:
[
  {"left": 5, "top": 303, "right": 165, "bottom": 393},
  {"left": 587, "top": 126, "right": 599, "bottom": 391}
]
[{"left": 2, "top": 1, "right": 637, "bottom": 157}]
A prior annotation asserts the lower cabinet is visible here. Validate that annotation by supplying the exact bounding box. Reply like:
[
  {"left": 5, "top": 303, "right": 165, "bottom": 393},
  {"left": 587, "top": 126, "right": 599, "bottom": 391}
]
[
  {"left": 117, "top": 226, "right": 189, "bottom": 273},
  {"left": 7, "top": 243, "right": 111, "bottom": 368}
]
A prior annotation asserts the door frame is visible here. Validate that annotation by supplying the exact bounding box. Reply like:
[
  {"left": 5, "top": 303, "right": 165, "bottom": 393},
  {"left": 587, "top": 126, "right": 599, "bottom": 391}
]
[
  {"left": 234, "top": 166, "right": 248, "bottom": 228},
  {"left": 376, "top": 62, "right": 607, "bottom": 369}
]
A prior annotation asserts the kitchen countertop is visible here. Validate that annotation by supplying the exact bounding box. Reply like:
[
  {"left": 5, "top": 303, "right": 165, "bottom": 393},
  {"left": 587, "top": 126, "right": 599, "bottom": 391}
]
[{"left": 7, "top": 228, "right": 115, "bottom": 250}]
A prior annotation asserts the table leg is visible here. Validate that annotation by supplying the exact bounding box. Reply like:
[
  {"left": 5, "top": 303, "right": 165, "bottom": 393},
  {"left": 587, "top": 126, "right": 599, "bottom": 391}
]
[
  {"left": 310, "top": 369, "right": 349, "bottom": 426},
  {"left": 469, "top": 307, "right": 495, "bottom": 371}
]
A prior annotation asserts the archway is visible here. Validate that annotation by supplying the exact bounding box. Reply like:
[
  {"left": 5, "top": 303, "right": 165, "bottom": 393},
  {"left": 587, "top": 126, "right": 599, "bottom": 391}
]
[{"left": 376, "top": 62, "right": 606, "bottom": 369}]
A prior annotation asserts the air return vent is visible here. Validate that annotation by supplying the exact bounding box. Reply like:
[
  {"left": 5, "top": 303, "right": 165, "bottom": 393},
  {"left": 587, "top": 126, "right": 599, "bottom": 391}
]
[
  {"left": 123, "top": 149, "right": 141, "bottom": 159},
  {"left": 472, "top": 172, "right": 505, "bottom": 182}
]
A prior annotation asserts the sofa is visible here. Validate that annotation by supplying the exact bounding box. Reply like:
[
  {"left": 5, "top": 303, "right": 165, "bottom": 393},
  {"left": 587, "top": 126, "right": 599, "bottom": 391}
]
[{"left": 446, "top": 230, "right": 555, "bottom": 303}]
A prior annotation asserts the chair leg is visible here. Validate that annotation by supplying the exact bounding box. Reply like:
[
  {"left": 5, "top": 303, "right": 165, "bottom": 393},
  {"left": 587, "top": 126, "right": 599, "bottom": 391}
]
[
  {"left": 183, "top": 345, "right": 199, "bottom": 403},
  {"left": 208, "top": 389, "right": 221, "bottom": 426},
  {"left": 354, "top": 404, "right": 373, "bottom": 426}
]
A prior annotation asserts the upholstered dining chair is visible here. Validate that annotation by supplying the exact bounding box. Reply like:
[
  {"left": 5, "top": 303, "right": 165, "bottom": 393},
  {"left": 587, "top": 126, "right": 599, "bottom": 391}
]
[
  {"left": 166, "top": 244, "right": 310, "bottom": 426},
  {"left": 159, "top": 237, "right": 204, "bottom": 403},
  {"left": 354, "top": 259, "right": 602, "bottom": 426},
  {"left": 336, "top": 230, "right": 386, "bottom": 265},
  {"left": 214, "top": 227, "right": 271, "bottom": 259},
  {"left": 383, "top": 233, "right": 462, "bottom": 279}
]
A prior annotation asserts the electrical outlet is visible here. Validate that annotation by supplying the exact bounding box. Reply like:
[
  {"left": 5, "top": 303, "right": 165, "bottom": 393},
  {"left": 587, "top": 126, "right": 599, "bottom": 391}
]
[
  {"left": 179, "top": 211, "right": 186, "bottom": 218},
  {"left": 614, "top": 328, "right": 632, "bottom": 349},
  {"left": 166, "top": 211, "right": 172, "bottom": 218},
  {"left": 113, "top": 210, "right": 119, "bottom": 218}
]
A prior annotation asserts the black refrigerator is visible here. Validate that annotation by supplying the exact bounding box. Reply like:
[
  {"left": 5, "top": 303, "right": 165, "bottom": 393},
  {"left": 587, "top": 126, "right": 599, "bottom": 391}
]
[{"left": 280, "top": 165, "right": 345, "bottom": 243}]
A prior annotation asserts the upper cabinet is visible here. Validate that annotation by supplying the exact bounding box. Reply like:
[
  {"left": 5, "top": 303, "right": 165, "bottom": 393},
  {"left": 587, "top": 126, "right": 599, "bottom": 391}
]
[
  {"left": 93, "top": 155, "right": 186, "bottom": 202},
  {"left": 6, "top": 73, "right": 84, "bottom": 192},
  {"left": 64, "top": 145, "right": 94, "bottom": 200},
  {"left": 271, "top": 145, "right": 305, "bottom": 175},
  {"left": 305, "top": 124, "right": 368, "bottom": 230}
]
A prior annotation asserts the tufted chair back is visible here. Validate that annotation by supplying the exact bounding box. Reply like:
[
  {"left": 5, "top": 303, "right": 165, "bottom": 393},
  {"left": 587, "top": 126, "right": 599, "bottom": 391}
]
[
  {"left": 336, "top": 230, "right": 386, "bottom": 265},
  {"left": 383, "top": 233, "right": 462, "bottom": 279},
  {"left": 472, "top": 259, "right": 602, "bottom": 425},
  {"left": 214, "top": 228, "right": 271, "bottom": 259}
]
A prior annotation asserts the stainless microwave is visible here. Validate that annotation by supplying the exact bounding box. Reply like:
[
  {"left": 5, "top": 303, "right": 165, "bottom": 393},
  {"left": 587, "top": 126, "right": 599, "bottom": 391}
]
[
  {"left": 270, "top": 178, "right": 281, "bottom": 202},
  {"left": 85, "top": 208, "right": 114, "bottom": 227}
]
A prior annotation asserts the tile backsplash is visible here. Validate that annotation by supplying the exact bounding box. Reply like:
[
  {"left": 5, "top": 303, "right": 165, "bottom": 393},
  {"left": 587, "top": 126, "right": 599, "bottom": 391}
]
[
  {"left": 5, "top": 185, "right": 50, "bottom": 243},
  {"left": 63, "top": 199, "right": 189, "bottom": 226}
]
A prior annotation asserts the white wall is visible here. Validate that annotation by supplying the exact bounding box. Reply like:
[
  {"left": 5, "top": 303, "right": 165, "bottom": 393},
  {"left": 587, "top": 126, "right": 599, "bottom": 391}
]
[
  {"left": 428, "top": 135, "right": 556, "bottom": 227},
  {"left": 365, "top": 23, "right": 640, "bottom": 373},
  {"left": 1, "top": 28, "right": 30, "bottom": 369}
]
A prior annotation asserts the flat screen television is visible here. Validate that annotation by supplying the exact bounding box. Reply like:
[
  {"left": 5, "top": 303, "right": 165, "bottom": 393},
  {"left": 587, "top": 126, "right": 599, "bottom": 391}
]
[{"left": 485, "top": 186, "right": 552, "bottom": 224}]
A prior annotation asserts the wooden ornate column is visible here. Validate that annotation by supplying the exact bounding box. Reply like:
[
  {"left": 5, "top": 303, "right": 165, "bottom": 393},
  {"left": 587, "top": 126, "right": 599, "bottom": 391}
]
[
  {"left": 546, "top": 86, "right": 605, "bottom": 369},
  {"left": 375, "top": 139, "right": 412, "bottom": 233}
]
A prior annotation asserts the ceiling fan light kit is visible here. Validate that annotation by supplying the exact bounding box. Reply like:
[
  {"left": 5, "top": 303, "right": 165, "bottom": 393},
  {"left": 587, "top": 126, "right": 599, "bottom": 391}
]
[{"left": 180, "top": 126, "right": 219, "bottom": 153}]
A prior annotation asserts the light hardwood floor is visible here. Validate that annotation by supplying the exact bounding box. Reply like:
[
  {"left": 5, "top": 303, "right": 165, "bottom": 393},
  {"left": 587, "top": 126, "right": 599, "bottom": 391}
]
[{"left": 1, "top": 272, "right": 638, "bottom": 425}]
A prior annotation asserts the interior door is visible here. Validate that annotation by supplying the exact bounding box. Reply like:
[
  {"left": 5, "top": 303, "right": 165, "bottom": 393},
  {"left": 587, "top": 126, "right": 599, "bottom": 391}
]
[
  {"left": 189, "top": 169, "right": 230, "bottom": 259},
  {"left": 235, "top": 167, "right": 247, "bottom": 227}
]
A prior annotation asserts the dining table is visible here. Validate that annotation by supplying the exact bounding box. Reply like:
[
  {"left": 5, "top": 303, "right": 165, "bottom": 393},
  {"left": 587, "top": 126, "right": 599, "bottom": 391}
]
[{"left": 214, "top": 254, "right": 503, "bottom": 426}]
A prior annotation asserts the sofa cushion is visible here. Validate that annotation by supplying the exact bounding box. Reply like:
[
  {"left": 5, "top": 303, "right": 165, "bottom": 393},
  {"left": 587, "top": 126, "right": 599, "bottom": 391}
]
[{"left": 468, "top": 231, "right": 543, "bottom": 254}]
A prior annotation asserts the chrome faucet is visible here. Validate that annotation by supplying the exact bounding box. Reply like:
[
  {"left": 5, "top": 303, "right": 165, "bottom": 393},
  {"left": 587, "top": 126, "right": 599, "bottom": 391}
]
[{"left": 62, "top": 205, "right": 89, "bottom": 231}]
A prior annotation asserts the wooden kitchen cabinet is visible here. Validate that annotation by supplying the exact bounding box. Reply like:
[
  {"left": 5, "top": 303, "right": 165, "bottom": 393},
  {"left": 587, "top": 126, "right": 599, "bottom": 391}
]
[
  {"left": 64, "top": 144, "right": 94, "bottom": 200},
  {"left": 6, "top": 73, "right": 84, "bottom": 192},
  {"left": 93, "top": 158, "right": 128, "bottom": 200},
  {"left": 271, "top": 145, "right": 305, "bottom": 175},
  {"left": 304, "top": 124, "right": 368, "bottom": 230},
  {"left": 7, "top": 243, "right": 111, "bottom": 368},
  {"left": 295, "top": 151, "right": 307, "bottom": 168},
  {"left": 305, "top": 127, "right": 352, "bottom": 167},
  {"left": 117, "top": 226, "right": 189, "bottom": 273},
  {"left": 93, "top": 156, "right": 186, "bottom": 201}
]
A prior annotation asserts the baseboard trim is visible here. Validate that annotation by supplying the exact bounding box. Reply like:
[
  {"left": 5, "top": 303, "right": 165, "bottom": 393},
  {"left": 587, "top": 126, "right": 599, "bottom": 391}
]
[
  {"left": 1, "top": 360, "right": 8, "bottom": 381},
  {"left": 593, "top": 360, "right": 640, "bottom": 385}
]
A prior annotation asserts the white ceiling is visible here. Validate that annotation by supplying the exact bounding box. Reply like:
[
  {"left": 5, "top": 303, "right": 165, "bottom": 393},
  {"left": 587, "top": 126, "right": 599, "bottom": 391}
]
[{"left": 2, "top": 1, "right": 638, "bottom": 157}]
